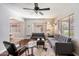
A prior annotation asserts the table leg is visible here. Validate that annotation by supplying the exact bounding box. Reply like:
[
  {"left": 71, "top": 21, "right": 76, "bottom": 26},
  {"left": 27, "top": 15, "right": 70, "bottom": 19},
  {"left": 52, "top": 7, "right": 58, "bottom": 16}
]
[
  {"left": 28, "top": 47, "right": 34, "bottom": 56},
  {"left": 31, "top": 47, "right": 34, "bottom": 56}
]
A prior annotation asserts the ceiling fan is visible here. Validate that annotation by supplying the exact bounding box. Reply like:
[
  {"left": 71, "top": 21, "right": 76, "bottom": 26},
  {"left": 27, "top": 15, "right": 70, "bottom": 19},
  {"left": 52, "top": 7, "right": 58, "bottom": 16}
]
[{"left": 23, "top": 3, "right": 50, "bottom": 15}]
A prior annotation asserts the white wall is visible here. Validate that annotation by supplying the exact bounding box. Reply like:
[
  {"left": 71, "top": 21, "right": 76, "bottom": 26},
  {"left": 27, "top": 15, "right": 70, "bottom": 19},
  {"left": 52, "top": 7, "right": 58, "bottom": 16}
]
[
  {"left": 72, "top": 4, "right": 79, "bottom": 55},
  {"left": 0, "top": 5, "right": 25, "bottom": 52},
  {"left": 0, "top": 5, "right": 11, "bottom": 52}
]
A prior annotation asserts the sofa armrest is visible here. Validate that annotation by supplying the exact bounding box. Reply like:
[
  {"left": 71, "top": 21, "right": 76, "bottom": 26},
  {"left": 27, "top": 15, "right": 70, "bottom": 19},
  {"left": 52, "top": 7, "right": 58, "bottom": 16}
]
[{"left": 55, "top": 42, "right": 73, "bottom": 55}]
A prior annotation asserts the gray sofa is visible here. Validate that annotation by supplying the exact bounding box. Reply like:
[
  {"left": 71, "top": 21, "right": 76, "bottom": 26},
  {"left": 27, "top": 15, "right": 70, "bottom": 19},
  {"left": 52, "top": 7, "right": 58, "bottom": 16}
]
[{"left": 48, "top": 34, "right": 74, "bottom": 55}]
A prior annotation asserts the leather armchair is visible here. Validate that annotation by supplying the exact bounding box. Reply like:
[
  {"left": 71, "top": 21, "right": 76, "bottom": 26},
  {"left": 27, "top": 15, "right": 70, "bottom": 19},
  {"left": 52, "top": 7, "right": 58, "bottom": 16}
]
[
  {"left": 37, "top": 38, "right": 45, "bottom": 48},
  {"left": 3, "top": 41, "right": 28, "bottom": 56}
]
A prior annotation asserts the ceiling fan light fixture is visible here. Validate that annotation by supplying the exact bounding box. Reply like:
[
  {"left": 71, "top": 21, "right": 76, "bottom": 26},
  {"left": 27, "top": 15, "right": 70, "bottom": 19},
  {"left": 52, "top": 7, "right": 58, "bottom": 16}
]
[{"left": 23, "top": 3, "right": 50, "bottom": 15}]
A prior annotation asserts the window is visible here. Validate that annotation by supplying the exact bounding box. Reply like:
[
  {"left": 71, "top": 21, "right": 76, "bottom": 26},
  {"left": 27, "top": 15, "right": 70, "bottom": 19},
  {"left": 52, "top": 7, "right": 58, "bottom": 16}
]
[
  {"left": 62, "top": 14, "right": 74, "bottom": 38},
  {"left": 58, "top": 13, "right": 74, "bottom": 38}
]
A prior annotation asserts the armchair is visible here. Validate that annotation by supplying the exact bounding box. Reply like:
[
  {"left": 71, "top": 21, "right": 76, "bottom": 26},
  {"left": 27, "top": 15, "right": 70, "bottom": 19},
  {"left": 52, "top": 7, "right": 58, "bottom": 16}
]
[
  {"left": 37, "top": 38, "right": 45, "bottom": 48},
  {"left": 3, "top": 41, "right": 28, "bottom": 56}
]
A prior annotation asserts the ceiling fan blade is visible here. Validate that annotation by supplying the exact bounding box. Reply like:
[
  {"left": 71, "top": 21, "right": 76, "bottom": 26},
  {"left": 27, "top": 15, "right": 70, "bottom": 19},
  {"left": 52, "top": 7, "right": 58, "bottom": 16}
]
[
  {"left": 39, "top": 8, "right": 50, "bottom": 10},
  {"left": 23, "top": 8, "right": 34, "bottom": 10},
  {"left": 34, "top": 3, "right": 38, "bottom": 7},
  {"left": 39, "top": 12, "right": 43, "bottom": 15}
]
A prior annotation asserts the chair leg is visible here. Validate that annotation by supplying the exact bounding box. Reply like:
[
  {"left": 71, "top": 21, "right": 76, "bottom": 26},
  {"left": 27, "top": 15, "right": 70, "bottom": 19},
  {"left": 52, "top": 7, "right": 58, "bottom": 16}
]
[
  {"left": 51, "top": 46, "right": 52, "bottom": 48},
  {"left": 25, "top": 49, "right": 29, "bottom": 56},
  {"left": 28, "top": 49, "right": 29, "bottom": 55},
  {"left": 27, "top": 49, "right": 29, "bottom": 55},
  {"left": 25, "top": 50, "right": 27, "bottom": 56}
]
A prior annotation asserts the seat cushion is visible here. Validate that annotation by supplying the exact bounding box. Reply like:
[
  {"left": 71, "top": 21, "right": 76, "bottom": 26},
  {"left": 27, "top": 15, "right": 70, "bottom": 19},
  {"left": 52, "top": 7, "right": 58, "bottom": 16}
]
[{"left": 57, "top": 35, "right": 68, "bottom": 43}]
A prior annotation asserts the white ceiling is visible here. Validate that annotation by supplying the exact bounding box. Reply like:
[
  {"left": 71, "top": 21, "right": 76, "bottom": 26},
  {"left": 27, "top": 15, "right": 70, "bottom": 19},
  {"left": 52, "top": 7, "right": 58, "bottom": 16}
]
[{"left": 2, "top": 3, "right": 78, "bottom": 18}]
